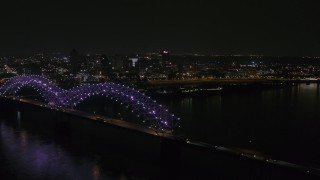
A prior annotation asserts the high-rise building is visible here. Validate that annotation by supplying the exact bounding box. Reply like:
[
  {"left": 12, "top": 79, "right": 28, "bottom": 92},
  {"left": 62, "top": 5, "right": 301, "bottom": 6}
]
[
  {"left": 100, "top": 54, "right": 113, "bottom": 75},
  {"left": 110, "top": 55, "right": 125, "bottom": 71},
  {"left": 70, "top": 48, "right": 80, "bottom": 75},
  {"left": 161, "top": 50, "right": 170, "bottom": 62}
]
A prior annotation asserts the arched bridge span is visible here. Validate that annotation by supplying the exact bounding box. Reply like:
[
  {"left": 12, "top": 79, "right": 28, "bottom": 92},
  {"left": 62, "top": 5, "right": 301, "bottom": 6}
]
[{"left": 0, "top": 75, "right": 180, "bottom": 130}]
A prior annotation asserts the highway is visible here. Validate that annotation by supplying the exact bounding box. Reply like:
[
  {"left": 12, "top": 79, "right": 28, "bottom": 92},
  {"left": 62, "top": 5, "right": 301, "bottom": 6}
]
[
  {"left": 147, "top": 78, "right": 320, "bottom": 86},
  {"left": 186, "top": 140, "right": 320, "bottom": 176}
]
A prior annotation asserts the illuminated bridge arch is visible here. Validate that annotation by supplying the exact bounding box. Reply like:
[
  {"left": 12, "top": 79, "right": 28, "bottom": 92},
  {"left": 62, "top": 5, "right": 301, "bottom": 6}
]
[
  {"left": 66, "top": 83, "right": 179, "bottom": 129},
  {"left": 0, "top": 75, "right": 66, "bottom": 106},
  {"left": 0, "top": 75, "right": 180, "bottom": 130}
]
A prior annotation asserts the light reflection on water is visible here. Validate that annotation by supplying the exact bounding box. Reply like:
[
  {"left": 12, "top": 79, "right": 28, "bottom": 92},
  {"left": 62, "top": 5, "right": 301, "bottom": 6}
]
[
  {"left": 2, "top": 83, "right": 320, "bottom": 179},
  {"left": 0, "top": 120, "right": 113, "bottom": 180}
]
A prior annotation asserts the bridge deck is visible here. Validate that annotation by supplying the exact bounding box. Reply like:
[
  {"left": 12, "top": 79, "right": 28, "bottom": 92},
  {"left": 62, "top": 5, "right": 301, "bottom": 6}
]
[{"left": 7, "top": 96, "right": 179, "bottom": 139}]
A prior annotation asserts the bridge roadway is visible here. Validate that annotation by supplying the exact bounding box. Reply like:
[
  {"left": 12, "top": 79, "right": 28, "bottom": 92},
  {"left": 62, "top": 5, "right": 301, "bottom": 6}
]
[
  {"left": 14, "top": 97, "right": 175, "bottom": 139},
  {"left": 147, "top": 78, "right": 320, "bottom": 86},
  {"left": 2, "top": 96, "right": 320, "bottom": 178}
]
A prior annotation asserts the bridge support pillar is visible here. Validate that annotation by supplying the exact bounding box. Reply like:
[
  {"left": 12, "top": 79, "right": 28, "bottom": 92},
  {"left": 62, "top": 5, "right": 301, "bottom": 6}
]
[
  {"left": 0, "top": 99, "right": 16, "bottom": 119},
  {"left": 160, "top": 137, "right": 183, "bottom": 176}
]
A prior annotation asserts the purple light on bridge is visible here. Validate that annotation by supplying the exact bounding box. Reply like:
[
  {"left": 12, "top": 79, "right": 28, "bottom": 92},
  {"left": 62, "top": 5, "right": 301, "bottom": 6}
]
[{"left": 0, "top": 75, "right": 180, "bottom": 131}]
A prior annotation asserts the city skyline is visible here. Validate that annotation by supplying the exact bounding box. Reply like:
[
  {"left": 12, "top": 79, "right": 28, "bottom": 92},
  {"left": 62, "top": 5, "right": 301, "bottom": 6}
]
[
  {"left": 1, "top": 0, "right": 319, "bottom": 56},
  {"left": 2, "top": 1, "right": 320, "bottom": 179}
]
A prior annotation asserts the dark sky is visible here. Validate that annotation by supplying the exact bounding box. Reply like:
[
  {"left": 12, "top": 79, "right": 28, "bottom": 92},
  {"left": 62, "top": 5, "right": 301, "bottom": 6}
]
[{"left": 0, "top": 0, "right": 319, "bottom": 56}]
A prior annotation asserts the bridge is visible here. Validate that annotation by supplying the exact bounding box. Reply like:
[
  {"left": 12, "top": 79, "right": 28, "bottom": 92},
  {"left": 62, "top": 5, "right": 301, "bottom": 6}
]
[
  {"left": 0, "top": 75, "right": 180, "bottom": 131},
  {"left": 1, "top": 75, "right": 319, "bottom": 178}
]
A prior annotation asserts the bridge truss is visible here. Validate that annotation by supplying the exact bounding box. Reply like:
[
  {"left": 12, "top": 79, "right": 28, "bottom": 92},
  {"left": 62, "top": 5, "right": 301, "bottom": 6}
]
[{"left": 0, "top": 75, "right": 180, "bottom": 131}]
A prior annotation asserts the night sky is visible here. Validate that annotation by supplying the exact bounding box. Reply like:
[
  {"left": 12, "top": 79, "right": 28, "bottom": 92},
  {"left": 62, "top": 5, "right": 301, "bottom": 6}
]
[{"left": 0, "top": 0, "right": 319, "bottom": 56}]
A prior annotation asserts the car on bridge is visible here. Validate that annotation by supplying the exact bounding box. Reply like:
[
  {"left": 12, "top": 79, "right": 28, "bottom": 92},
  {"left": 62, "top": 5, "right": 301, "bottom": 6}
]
[
  {"left": 96, "top": 117, "right": 106, "bottom": 123},
  {"left": 48, "top": 102, "right": 55, "bottom": 106}
]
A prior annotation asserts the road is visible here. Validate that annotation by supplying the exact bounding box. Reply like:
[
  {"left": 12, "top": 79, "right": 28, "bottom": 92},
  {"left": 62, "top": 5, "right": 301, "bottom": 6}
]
[
  {"left": 10, "top": 96, "right": 177, "bottom": 139},
  {"left": 147, "top": 78, "right": 319, "bottom": 86},
  {"left": 186, "top": 140, "right": 320, "bottom": 176}
]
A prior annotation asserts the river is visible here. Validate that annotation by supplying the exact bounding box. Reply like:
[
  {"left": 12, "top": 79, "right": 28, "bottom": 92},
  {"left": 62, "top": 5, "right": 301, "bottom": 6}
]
[{"left": 1, "top": 83, "right": 320, "bottom": 179}]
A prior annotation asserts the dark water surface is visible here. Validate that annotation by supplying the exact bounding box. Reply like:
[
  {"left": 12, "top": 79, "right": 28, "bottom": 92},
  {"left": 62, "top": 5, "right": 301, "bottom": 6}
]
[
  {"left": 0, "top": 118, "right": 139, "bottom": 180},
  {"left": 1, "top": 83, "right": 320, "bottom": 179},
  {"left": 0, "top": 112, "right": 162, "bottom": 179},
  {"left": 164, "top": 83, "right": 320, "bottom": 166}
]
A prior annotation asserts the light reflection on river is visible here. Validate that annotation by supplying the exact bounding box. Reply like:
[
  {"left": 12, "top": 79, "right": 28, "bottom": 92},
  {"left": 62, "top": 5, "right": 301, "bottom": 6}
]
[
  {"left": 2, "top": 83, "right": 320, "bottom": 179},
  {"left": 0, "top": 119, "right": 117, "bottom": 180}
]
